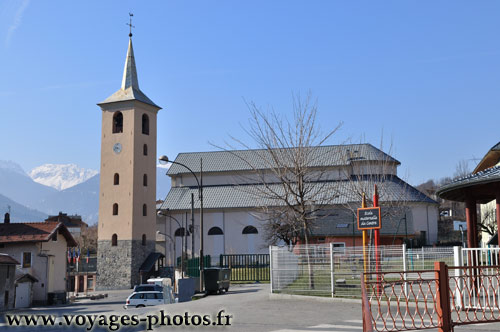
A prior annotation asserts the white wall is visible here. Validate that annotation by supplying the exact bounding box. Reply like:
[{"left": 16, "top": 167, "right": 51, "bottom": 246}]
[
  {"left": 156, "top": 209, "right": 269, "bottom": 263},
  {"left": 411, "top": 203, "right": 438, "bottom": 244},
  {"left": 0, "top": 232, "right": 69, "bottom": 303}
]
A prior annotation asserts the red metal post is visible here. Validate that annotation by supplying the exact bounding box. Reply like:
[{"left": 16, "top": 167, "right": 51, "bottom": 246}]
[
  {"left": 434, "top": 261, "right": 452, "bottom": 332},
  {"left": 465, "top": 197, "right": 477, "bottom": 248},
  {"left": 373, "top": 185, "right": 381, "bottom": 294}
]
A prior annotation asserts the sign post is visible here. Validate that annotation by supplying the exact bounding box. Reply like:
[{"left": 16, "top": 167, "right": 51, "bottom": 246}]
[{"left": 358, "top": 196, "right": 381, "bottom": 283}]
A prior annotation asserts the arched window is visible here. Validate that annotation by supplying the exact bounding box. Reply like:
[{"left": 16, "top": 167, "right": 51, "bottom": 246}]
[
  {"left": 143, "top": 174, "right": 148, "bottom": 186},
  {"left": 111, "top": 234, "right": 117, "bottom": 246},
  {"left": 114, "top": 173, "right": 119, "bottom": 185},
  {"left": 242, "top": 226, "right": 258, "bottom": 234},
  {"left": 112, "top": 112, "right": 123, "bottom": 133},
  {"left": 142, "top": 114, "right": 149, "bottom": 135},
  {"left": 208, "top": 227, "right": 223, "bottom": 235},
  {"left": 142, "top": 234, "right": 146, "bottom": 246},
  {"left": 142, "top": 204, "right": 147, "bottom": 216},
  {"left": 113, "top": 203, "right": 118, "bottom": 215},
  {"left": 143, "top": 144, "right": 148, "bottom": 156},
  {"left": 174, "top": 228, "right": 190, "bottom": 237}
]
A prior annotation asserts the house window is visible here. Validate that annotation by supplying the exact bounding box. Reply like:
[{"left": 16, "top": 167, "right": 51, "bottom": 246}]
[
  {"left": 142, "top": 114, "right": 149, "bottom": 135},
  {"left": 143, "top": 144, "right": 148, "bottom": 156},
  {"left": 112, "top": 234, "right": 117, "bottom": 246},
  {"left": 4, "top": 291, "right": 8, "bottom": 307},
  {"left": 208, "top": 227, "right": 223, "bottom": 235},
  {"left": 113, "top": 203, "right": 119, "bottom": 215},
  {"left": 22, "top": 252, "right": 31, "bottom": 268},
  {"left": 112, "top": 111, "right": 123, "bottom": 133},
  {"left": 142, "top": 234, "right": 146, "bottom": 246},
  {"left": 143, "top": 174, "right": 148, "bottom": 186},
  {"left": 114, "top": 173, "right": 119, "bottom": 185},
  {"left": 242, "top": 226, "right": 258, "bottom": 234},
  {"left": 142, "top": 204, "right": 147, "bottom": 216},
  {"left": 52, "top": 232, "right": 57, "bottom": 241}
]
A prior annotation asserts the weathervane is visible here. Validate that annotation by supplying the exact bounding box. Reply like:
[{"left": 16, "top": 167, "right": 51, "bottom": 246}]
[{"left": 126, "top": 13, "right": 135, "bottom": 37}]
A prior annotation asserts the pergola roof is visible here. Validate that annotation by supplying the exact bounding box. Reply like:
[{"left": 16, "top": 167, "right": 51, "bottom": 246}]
[{"left": 436, "top": 165, "right": 500, "bottom": 203}]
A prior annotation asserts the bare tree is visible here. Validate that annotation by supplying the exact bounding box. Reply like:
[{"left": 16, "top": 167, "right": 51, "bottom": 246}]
[
  {"left": 478, "top": 207, "right": 497, "bottom": 238},
  {"left": 454, "top": 159, "right": 470, "bottom": 179},
  {"left": 216, "top": 93, "right": 342, "bottom": 288},
  {"left": 338, "top": 137, "right": 416, "bottom": 245},
  {"left": 74, "top": 225, "right": 98, "bottom": 253}
]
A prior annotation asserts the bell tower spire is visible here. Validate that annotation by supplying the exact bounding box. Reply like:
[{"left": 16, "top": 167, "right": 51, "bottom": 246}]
[{"left": 96, "top": 14, "right": 161, "bottom": 290}]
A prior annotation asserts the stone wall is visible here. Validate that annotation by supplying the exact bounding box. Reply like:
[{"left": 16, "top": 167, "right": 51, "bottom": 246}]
[{"left": 96, "top": 240, "right": 155, "bottom": 290}]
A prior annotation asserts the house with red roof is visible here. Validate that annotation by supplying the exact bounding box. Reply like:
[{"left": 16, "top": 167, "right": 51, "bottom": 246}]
[
  {"left": 0, "top": 253, "right": 19, "bottom": 310},
  {"left": 0, "top": 213, "right": 77, "bottom": 305}
]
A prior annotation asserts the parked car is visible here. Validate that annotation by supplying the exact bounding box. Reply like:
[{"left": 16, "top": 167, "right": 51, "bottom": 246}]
[
  {"left": 133, "top": 284, "right": 163, "bottom": 292},
  {"left": 125, "top": 291, "right": 164, "bottom": 308}
]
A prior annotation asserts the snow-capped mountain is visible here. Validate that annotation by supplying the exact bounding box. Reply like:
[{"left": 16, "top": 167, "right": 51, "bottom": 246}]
[
  {"left": 0, "top": 160, "right": 28, "bottom": 177},
  {"left": 29, "top": 164, "right": 99, "bottom": 191}
]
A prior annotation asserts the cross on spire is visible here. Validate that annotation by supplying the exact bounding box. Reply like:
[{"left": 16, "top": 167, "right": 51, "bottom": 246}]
[{"left": 126, "top": 13, "right": 135, "bottom": 38}]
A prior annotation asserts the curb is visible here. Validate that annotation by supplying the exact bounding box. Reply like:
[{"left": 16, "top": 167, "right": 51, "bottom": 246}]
[{"left": 269, "top": 292, "right": 362, "bottom": 304}]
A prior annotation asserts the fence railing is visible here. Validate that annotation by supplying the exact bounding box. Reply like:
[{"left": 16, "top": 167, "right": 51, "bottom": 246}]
[
  {"left": 362, "top": 262, "right": 500, "bottom": 332},
  {"left": 270, "top": 244, "right": 455, "bottom": 298},
  {"left": 220, "top": 254, "right": 270, "bottom": 282},
  {"left": 181, "top": 256, "right": 212, "bottom": 278},
  {"left": 67, "top": 257, "right": 97, "bottom": 273}
]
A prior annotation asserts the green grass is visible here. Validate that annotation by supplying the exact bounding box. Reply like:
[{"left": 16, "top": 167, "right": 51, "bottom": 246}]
[{"left": 229, "top": 267, "right": 270, "bottom": 282}]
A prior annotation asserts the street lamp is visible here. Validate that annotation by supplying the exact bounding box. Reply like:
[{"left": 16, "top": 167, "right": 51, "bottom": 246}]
[
  {"left": 156, "top": 230, "right": 175, "bottom": 268},
  {"left": 159, "top": 155, "right": 204, "bottom": 292},
  {"left": 157, "top": 210, "right": 188, "bottom": 278},
  {"left": 459, "top": 225, "right": 466, "bottom": 248}
]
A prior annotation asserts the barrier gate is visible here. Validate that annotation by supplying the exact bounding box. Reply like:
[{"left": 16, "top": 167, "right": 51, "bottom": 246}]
[{"left": 361, "top": 261, "right": 500, "bottom": 332}]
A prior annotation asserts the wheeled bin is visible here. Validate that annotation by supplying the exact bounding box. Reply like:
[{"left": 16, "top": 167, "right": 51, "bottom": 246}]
[{"left": 203, "top": 268, "right": 231, "bottom": 294}]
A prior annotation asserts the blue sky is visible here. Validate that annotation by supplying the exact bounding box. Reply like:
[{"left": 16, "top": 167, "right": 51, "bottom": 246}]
[{"left": 1, "top": 0, "right": 500, "bottom": 185}]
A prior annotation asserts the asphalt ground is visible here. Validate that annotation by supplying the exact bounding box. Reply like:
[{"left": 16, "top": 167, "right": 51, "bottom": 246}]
[{"left": 1, "top": 284, "right": 500, "bottom": 331}]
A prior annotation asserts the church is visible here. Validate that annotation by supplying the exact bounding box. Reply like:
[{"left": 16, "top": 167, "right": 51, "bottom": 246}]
[{"left": 96, "top": 31, "right": 163, "bottom": 290}]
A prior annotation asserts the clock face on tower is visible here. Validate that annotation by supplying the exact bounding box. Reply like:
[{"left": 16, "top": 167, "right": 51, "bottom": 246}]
[{"left": 113, "top": 143, "right": 122, "bottom": 154}]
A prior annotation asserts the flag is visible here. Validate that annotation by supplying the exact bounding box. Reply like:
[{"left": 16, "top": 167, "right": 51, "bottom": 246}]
[
  {"left": 77, "top": 248, "right": 81, "bottom": 263},
  {"left": 86, "top": 249, "right": 90, "bottom": 264},
  {"left": 67, "top": 248, "right": 71, "bottom": 264},
  {"left": 72, "top": 248, "right": 76, "bottom": 264}
]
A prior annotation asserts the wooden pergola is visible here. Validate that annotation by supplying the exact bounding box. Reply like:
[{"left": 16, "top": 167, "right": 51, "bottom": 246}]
[{"left": 437, "top": 142, "right": 500, "bottom": 248}]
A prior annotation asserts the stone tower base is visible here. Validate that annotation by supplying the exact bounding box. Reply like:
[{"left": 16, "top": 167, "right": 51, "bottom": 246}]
[{"left": 96, "top": 240, "right": 155, "bottom": 290}]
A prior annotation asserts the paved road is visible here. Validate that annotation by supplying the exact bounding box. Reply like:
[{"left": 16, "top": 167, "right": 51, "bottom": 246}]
[{"left": 1, "top": 284, "right": 500, "bottom": 331}]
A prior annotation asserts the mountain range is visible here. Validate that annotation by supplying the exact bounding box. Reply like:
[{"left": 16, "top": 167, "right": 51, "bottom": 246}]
[{"left": 0, "top": 162, "right": 171, "bottom": 224}]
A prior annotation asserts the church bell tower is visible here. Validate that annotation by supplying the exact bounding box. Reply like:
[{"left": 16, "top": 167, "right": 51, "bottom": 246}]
[{"left": 96, "top": 32, "right": 161, "bottom": 289}]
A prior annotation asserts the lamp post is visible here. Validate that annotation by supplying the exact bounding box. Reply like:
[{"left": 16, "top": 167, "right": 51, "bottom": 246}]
[
  {"left": 459, "top": 225, "right": 466, "bottom": 248},
  {"left": 157, "top": 210, "right": 186, "bottom": 278},
  {"left": 156, "top": 230, "right": 175, "bottom": 268},
  {"left": 159, "top": 155, "right": 204, "bottom": 292}
]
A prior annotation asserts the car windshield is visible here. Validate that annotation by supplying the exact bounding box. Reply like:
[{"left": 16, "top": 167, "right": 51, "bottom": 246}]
[{"left": 134, "top": 285, "right": 162, "bottom": 292}]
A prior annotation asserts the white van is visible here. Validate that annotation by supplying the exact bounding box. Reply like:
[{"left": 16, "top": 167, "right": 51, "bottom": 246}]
[{"left": 125, "top": 291, "right": 164, "bottom": 308}]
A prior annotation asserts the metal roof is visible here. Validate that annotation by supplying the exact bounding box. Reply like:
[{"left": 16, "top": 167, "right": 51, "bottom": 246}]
[
  {"left": 99, "top": 38, "right": 160, "bottom": 108},
  {"left": 167, "top": 144, "right": 400, "bottom": 175},
  {"left": 160, "top": 175, "right": 435, "bottom": 211},
  {"left": 310, "top": 208, "right": 413, "bottom": 237},
  {"left": 436, "top": 165, "right": 500, "bottom": 202}
]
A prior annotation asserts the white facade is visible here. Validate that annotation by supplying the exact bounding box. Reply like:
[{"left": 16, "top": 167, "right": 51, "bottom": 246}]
[
  {"left": 0, "top": 232, "right": 69, "bottom": 304},
  {"left": 157, "top": 145, "right": 438, "bottom": 260}
]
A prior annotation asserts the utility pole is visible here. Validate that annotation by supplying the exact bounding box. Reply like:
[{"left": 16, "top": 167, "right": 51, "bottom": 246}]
[
  {"left": 199, "top": 158, "right": 204, "bottom": 292},
  {"left": 191, "top": 193, "right": 194, "bottom": 260}
]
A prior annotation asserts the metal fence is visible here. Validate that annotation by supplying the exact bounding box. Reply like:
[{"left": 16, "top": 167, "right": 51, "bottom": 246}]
[
  {"left": 270, "top": 244, "right": 455, "bottom": 298},
  {"left": 219, "top": 254, "right": 270, "bottom": 282},
  {"left": 67, "top": 256, "right": 97, "bottom": 273},
  {"left": 362, "top": 262, "right": 500, "bottom": 332}
]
